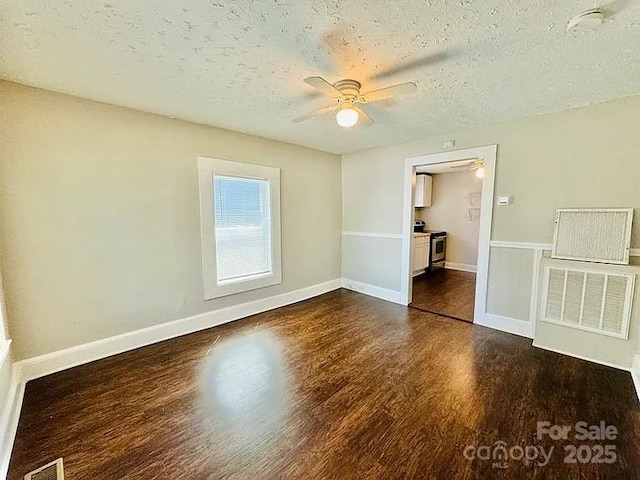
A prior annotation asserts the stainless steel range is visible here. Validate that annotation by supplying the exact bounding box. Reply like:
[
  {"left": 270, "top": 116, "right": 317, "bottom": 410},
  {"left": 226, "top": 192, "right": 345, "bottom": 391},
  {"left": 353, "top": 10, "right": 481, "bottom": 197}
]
[{"left": 426, "top": 230, "right": 447, "bottom": 270}]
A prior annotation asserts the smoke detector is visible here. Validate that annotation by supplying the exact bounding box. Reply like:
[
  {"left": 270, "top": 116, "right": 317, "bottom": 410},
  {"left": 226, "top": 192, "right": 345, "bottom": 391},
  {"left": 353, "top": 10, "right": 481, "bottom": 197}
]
[{"left": 567, "top": 8, "right": 605, "bottom": 31}]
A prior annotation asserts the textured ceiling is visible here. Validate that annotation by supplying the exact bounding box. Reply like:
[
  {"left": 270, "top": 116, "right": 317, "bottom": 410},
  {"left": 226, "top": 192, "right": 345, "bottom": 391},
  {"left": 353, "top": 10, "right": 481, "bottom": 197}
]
[{"left": 1, "top": 0, "right": 639, "bottom": 154}]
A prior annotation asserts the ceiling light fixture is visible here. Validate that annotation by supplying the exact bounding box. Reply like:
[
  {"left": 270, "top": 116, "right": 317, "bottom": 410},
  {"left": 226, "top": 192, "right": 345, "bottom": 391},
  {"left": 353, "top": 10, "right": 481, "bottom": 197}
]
[
  {"left": 336, "top": 108, "right": 359, "bottom": 128},
  {"left": 475, "top": 166, "right": 485, "bottom": 179}
]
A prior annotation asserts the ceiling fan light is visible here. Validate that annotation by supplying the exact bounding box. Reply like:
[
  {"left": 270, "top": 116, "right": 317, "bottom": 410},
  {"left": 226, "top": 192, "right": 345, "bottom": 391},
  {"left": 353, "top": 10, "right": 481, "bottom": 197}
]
[
  {"left": 336, "top": 108, "right": 358, "bottom": 128},
  {"left": 475, "top": 166, "right": 485, "bottom": 179}
]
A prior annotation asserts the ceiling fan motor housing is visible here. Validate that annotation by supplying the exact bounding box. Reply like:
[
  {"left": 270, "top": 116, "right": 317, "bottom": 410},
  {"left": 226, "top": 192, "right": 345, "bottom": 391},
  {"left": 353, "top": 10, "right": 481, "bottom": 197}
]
[{"left": 333, "top": 79, "right": 361, "bottom": 98}]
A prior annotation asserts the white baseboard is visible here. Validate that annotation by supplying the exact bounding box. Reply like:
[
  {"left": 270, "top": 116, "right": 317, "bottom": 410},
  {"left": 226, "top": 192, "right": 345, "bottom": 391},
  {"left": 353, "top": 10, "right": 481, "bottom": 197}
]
[
  {"left": 17, "top": 278, "right": 342, "bottom": 382},
  {"left": 533, "top": 341, "right": 630, "bottom": 373},
  {"left": 444, "top": 262, "right": 477, "bottom": 273},
  {"left": 475, "top": 313, "right": 533, "bottom": 339},
  {"left": 341, "top": 278, "right": 404, "bottom": 305},
  {"left": 0, "top": 344, "right": 25, "bottom": 480},
  {"left": 629, "top": 355, "right": 640, "bottom": 401}
]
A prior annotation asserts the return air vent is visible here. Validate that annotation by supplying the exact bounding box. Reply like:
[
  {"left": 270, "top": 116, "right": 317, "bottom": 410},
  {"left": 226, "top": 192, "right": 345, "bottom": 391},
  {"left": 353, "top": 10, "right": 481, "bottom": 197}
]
[
  {"left": 541, "top": 266, "right": 635, "bottom": 339},
  {"left": 24, "top": 458, "right": 64, "bottom": 480},
  {"left": 552, "top": 208, "right": 633, "bottom": 264}
]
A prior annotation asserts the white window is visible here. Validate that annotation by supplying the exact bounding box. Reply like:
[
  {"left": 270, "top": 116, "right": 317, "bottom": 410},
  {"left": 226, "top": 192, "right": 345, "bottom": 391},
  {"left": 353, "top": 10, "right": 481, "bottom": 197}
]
[{"left": 198, "top": 157, "right": 282, "bottom": 299}]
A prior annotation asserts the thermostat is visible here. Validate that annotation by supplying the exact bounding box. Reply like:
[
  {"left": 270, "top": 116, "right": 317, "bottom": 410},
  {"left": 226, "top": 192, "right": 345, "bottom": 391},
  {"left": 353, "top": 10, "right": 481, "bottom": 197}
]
[{"left": 497, "top": 195, "right": 512, "bottom": 206}]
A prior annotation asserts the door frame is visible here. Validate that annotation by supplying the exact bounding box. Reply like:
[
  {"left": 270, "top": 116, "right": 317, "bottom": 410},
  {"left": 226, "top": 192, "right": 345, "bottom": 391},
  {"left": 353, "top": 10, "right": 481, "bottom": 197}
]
[{"left": 399, "top": 145, "right": 497, "bottom": 325}]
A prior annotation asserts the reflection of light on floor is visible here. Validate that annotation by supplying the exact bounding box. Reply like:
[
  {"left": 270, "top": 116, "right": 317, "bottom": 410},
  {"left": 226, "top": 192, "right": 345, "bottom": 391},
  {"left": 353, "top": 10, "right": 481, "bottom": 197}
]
[
  {"left": 213, "top": 342, "right": 275, "bottom": 410},
  {"left": 446, "top": 350, "right": 484, "bottom": 428},
  {"left": 200, "top": 331, "right": 289, "bottom": 450},
  {"left": 449, "top": 352, "right": 476, "bottom": 396}
]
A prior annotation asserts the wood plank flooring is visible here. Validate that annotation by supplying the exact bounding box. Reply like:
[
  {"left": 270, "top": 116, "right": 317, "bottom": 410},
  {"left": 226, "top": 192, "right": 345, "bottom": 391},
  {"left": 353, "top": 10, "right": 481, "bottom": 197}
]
[
  {"left": 8, "top": 289, "right": 640, "bottom": 479},
  {"left": 410, "top": 269, "right": 476, "bottom": 322}
]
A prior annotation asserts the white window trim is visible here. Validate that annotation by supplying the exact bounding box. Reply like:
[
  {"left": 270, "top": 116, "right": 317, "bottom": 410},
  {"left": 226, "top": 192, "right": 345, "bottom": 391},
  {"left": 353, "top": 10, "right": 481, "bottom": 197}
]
[{"left": 198, "top": 156, "right": 282, "bottom": 299}]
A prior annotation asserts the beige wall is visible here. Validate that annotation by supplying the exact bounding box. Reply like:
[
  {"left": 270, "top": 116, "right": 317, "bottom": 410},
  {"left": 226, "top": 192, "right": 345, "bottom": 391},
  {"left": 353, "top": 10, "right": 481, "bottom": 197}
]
[
  {"left": 0, "top": 81, "right": 342, "bottom": 360},
  {"left": 417, "top": 171, "right": 481, "bottom": 268},
  {"left": 342, "top": 95, "right": 640, "bottom": 292}
]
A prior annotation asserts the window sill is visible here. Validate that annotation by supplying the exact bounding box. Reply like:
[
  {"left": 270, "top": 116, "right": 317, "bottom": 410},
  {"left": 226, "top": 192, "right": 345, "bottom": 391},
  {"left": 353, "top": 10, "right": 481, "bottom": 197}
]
[{"left": 204, "top": 272, "right": 282, "bottom": 300}]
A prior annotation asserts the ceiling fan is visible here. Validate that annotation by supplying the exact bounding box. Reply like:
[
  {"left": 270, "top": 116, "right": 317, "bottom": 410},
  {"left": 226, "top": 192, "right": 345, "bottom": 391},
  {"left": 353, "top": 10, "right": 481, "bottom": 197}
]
[
  {"left": 450, "top": 158, "right": 486, "bottom": 179},
  {"left": 293, "top": 76, "right": 417, "bottom": 128},
  {"left": 566, "top": 0, "right": 629, "bottom": 31}
]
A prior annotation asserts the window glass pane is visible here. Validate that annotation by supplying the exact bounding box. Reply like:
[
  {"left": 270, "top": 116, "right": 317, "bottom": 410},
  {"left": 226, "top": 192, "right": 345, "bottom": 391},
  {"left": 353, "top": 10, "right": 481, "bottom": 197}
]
[{"left": 213, "top": 175, "right": 272, "bottom": 283}]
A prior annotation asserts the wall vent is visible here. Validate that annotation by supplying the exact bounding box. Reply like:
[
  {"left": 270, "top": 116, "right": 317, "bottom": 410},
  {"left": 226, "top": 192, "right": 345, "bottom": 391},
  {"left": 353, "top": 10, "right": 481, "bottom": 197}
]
[
  {"left": 24, "top": 458, "right": 64, "bottom": 480},
  {"left": 551, "top": 208, "right": 633, "bottom": 265},
  {"left": 541, "top": 265, "right": 635, "bottom": 339}
]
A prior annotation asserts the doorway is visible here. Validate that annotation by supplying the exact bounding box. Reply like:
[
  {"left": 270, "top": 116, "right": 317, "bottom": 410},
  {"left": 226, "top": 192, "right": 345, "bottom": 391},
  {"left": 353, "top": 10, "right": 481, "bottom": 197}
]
[{"left": 400, "top": 145, "right": 497, "bottom": 326}]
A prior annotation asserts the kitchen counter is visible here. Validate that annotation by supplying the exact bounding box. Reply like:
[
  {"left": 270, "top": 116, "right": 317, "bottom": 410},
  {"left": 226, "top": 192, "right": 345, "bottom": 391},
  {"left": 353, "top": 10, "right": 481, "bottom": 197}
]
[{"left": 413, "top": 232, "right": 431, "bottom": 237}]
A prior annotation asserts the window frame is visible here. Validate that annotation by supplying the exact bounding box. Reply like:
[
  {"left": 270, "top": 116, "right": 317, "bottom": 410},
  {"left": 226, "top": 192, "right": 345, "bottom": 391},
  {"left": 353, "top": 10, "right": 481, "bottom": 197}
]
[{"left": 198, "top": 156, "right": 282, "bottom": 299}]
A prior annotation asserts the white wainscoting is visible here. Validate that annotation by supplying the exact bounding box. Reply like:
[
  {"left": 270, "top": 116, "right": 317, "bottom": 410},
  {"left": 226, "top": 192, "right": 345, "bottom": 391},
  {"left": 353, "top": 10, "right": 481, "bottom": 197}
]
[
  {"left": 486, "top": 241, "right": 551, "bottom": 339},
  {"left": 488, "top": 241, "right": 640, "bottom": 341}
]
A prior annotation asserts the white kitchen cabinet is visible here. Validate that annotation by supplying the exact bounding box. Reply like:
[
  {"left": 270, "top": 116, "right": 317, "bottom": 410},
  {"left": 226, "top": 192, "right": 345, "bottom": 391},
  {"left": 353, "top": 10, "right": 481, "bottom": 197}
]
[
  {"left": 414, "top": 174, "right": 432, "bottom": 208},
  {"left": 412, "top": 234, "right": 431, "bottom": 276}
]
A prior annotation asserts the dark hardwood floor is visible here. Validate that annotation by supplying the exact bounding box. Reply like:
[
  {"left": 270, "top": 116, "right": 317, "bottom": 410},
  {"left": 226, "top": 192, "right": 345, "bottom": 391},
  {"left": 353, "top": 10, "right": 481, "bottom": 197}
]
[
  {"left": 410, "top": 269, "right": 476, "bottom": 322},
  {"left": 8, "top": 289, "right": 640, "bottom": 479}
]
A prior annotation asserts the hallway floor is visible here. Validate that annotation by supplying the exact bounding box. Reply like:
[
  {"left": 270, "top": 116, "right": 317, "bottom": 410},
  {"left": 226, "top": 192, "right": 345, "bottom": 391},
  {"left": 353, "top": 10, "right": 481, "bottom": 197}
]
[{"left": 410, "top": 269, "right": 476, "bottom": 322}]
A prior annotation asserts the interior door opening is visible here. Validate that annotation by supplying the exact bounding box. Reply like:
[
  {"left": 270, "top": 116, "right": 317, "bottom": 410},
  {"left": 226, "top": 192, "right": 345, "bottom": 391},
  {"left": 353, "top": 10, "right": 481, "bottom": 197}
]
[
  {"left": 409, "top": 160, "right": 484, "bottom": 322},
  {"left": 400, "top": 145, "right": 497, "bottom": 326}
]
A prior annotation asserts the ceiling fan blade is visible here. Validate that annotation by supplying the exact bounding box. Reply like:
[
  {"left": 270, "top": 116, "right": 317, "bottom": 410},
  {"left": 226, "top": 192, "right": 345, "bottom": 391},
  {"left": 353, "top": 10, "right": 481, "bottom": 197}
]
[
  {"left": 303, "top": 76, "right": 343, "bottom": 98},
  {"left": 601, "top": 0, "right": 629, "bottom": 15},
  {"left": 292, "top": 104, "right": 338, "bottom": 123},
  {"left": 369, "top": 52, "right": 451, "bottom": 82},
  {"left": 362, "top": 82, "right": 417, "bottom": 103},
  {"left": 352, "top": 106, "right": 374, "bottom": 127}
]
